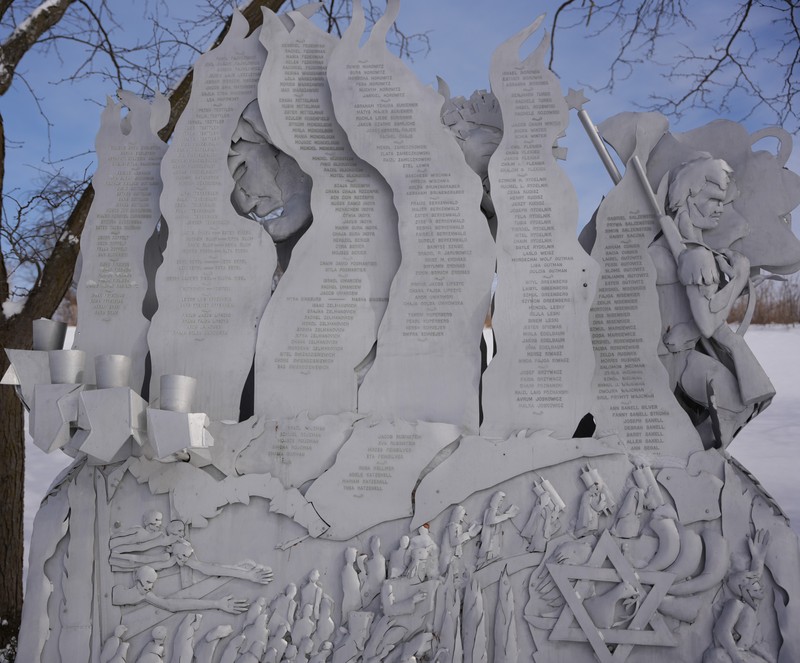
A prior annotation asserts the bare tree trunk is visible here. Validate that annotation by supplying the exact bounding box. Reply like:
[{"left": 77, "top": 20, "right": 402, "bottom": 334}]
[{"left": 0, "top": 323, "right": 30, "bottom": 651}]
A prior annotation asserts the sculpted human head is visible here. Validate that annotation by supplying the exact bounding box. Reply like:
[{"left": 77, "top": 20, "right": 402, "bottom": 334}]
[
  {"left": 668, "top": 156, "right": 734, "bottom": 234},
  {"left": 728, "top": 570, "right": 764, "bottom": 608},
  {"left": 228, "top": 100, "right": 312, "bottom": 245},
  {"left": 491, "top": 491, "right": 505, "bottom": 507},
  {"left": 171, "top": 541, "right": 194, "bottom": 565},
  {"left": 142, "top": 510, "right": 163, "bottom": 532},
  {"left": 167, "top": 519, "right": 186, "bottom": 538},
  {"left": 135, "top": 566, "right": 158, "bottom": 594}
]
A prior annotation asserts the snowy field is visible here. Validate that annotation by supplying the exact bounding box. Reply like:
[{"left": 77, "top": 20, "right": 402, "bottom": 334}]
[{"left": 21, "top": 325, "right": 800, "bottom": 579}]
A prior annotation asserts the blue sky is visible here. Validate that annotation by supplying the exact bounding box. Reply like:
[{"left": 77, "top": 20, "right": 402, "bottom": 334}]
[{"left": 4, "top": 0, "right": 798, "bottom": 229}]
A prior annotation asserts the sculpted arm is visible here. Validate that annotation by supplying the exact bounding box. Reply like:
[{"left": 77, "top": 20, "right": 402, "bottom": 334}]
[
  {"left": 145, "top": 593, "right": 249, "bottom": 615},
  {"left": 711, "top": 599, "right": 747, "bottom": 663},
  {"left": 683, "top": 249, "right": 750, "bottom": 338},
  {"left": 186, "top": 558, "right": 274, "bottom": 584}
]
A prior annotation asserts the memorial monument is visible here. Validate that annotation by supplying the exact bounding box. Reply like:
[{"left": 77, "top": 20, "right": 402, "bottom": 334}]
[{"left": 5, "top": 2, "right": 800, "bottom": 661}]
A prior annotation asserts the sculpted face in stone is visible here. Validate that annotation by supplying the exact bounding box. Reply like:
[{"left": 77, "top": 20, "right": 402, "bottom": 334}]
[
  {"left": 668, "top": 157, "right": 734, "bottom": 237},
  {"left": 172, "top": 541, "right": 194, "bottom": 566},
  {"left": 143, "top": 510, "right": 163, "bottom": 532},
  {"left": 228, "top": 100, "right": 312, "bottom": 249},
  {"left": 167, "top": 519, "right": 186, "bottom": 538},
  {"left": 135, "top": 566, "right": 158, "bottom": 594}
]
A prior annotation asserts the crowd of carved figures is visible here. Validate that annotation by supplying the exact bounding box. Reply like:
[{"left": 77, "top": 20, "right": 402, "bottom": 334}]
[{"left": 93, "top": 453, "right": 782, "bottom": 663}]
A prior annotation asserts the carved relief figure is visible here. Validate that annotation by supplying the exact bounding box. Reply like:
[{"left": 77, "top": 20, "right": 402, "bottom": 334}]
[
  {"left": 110, "top": 510, "right": 163, "bottom": 550},
  {"left": 440, "top": 504, "right": 481, "bottom": 574},
  {"left": 111, "top": 565, "right": 248, "bottom": 614},
  {"left": 138, "top": 625, "right": 168, "bottom": 663},
  {"left": 380, "top": 581, "right": 428, "bottom": 617},
  {"left": 100, "top": 625, "right": 128, "bottom": 663},
  {"left": 309, "top": 641, "right": 333, "bottom": 663},
  {"left": 116, "top": 538, "right": 272, "bottom": 585},
  {"left": 521, "top": 481, "right": 564, "bottom": 552},
  {"left": 341, "top": 547, "right": 362, "bottom": 623},
  {"left": 242, "top": 611, "right": 269, "bottom": 651},
  {"left": 300, "top": 568, "right": 324, "bottom": 619},
  {"left": 292, "top": 603, "right": 317, "bottom": 645},
  {"left": 388, "top": 535, "right": 410, "bottom": 579},
  {"left": 612, "top": 464, "right": 663, "bottom": 539},
  {"left": 478, "top": 491, "right": 520, "bottom": 565},
  {"left": 575, "top": 465, "right": 613, "bottom": 537},
  {"left": 269, "top": 582, "right": 298, "bottom": 632},
  {"left": 406, "top": 525, "right": 440, "bottom": 581},
  {"left": 652, "top": 156, "right": 774, "bottom": 447},
  {"left": 440, "top": 87, "right": 503, "bottom": 237},
  {"left": 237, "top": 639, "right": 266, "bottom": 663},
  {"left": 576, "top": 483, "right": 607, "bottom": 537},
  {"left": 110, "top": 517, "right": 189, "bottom": 569},
  {"left": 704, "top": 530, "right": 774, "bottom": 663},
  {"left": 266, "top": 623, "right": 290, "bottom": 661},
  {"left": 242, "top": 596, "right": 267, "bottom": 636},
  {"left": 228, "top": 99, "right": 312, "bottom": 276},
  {"left": 361, "top": 536, "right": 386, "bottom": 604},
  {"left": 171, "top": 612, "right": 202, "bottom": 663},
  {"left": 314, "top": 596, "right": 336, "bottom": 651}
]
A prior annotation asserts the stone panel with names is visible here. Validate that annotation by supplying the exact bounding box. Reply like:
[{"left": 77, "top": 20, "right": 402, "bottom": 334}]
[
  {"left": 305, "top": 419, "right": 461, "bottom": 540},
  {"left": 327, "top": 3, "right": 495, "bottom": 431},
  {"left": 147, "top": 14, "right": 276, "bottom": 420},
  {"left": 74, "top": 95, "right": 168, "bottom": 390},
  {"left": 589, "top": 142, "right": 702, "bottom": 457},
  {"left": 480, "top": 22, "right": 599, "bottom": 439},
  {"left": 254, "top": 10, "right": 399, "bottom": 420}
]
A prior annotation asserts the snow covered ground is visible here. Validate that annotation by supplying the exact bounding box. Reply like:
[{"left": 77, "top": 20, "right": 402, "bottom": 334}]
[{"left": 21, "top": 325, "right": 800, "bottom": 580}]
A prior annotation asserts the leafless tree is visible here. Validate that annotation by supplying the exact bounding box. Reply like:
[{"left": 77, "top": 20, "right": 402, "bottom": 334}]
[{"left": 550, "top": 0, "right": 800, "bottom": 132}]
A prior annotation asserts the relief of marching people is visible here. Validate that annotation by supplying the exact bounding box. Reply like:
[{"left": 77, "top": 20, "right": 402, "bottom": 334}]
[{"left": 100, "top": 453, "right": 784, "bottom": 663}]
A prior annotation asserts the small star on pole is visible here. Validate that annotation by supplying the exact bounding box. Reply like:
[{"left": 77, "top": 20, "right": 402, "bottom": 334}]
[{"left": 565, "top": 88, "right": 590, "bottom": 111}]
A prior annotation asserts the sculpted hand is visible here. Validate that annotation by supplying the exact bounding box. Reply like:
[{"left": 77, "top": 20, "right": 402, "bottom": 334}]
[
  {"left": 748, "top": 529, "right": 769, "bottom": 567},
  {"left": 250, "top": 566, "right": 274, "bottom": 584},
  {"left": 219, "top": 595, "right": 249, "bottom": 614},
  {"left": 717, "top": 249, "right": 749, "bottom": 281}
]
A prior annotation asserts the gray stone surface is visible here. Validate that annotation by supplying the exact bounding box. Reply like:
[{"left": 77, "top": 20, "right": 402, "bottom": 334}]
[
  {"left": 147, "top": 14, "right": 276, "bottom": 420},
  {"left": 480, "top": 20, "right": 599, "bottom": 440},
  {"left": 304, "top": 418, "right": 461, "bottom": 540},
  {"left": 254, "top": 9, "right": 399, "bottom": 420},
  {"left": 328, "top": 1, "right": 494, "bottom": 431},
  {"left": 73, "top": 92, "right": 169, "bottom": 391}
]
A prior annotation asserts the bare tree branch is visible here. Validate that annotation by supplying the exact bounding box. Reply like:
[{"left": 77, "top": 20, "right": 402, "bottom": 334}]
[
  {"left": 0, "top": 0, "right": 78, "bottom": 94},
  {"left": 549, "top": 0, "right": 799, "bottom": 131}
]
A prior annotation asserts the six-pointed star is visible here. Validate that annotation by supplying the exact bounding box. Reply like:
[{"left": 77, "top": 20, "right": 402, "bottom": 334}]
[{"left": 546, "top": 531, "right": 676, "bottom": 663}]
